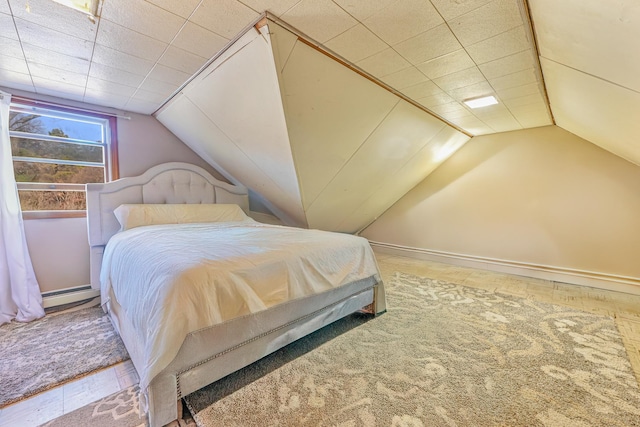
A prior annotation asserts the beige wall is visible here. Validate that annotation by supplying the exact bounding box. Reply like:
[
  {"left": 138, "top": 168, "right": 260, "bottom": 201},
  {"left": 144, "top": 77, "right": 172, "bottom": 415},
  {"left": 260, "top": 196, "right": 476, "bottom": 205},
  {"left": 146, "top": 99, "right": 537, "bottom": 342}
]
[
  {"left": 117, "top": 112, "right": 226, "bottom": 180},
  {"left": 362, "top": 126, "right": 640, "bottom": 279},
  {"left": 24, "top": 109, "right": 217, "bottom": 293}
]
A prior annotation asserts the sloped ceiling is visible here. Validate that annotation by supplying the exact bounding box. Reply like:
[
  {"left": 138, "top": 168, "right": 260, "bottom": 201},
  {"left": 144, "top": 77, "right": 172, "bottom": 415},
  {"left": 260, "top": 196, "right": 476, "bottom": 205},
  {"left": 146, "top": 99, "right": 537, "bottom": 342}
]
[
  {"left": 528, "top": 0, "right": 640, "bottom": 166},
  {"left": 157, "top": 20, "right": 470, "bottom": 231},
  {"left": 0, "top": 1, "right": 637, "bottom": 190},
  {"left": 0, "top": 0, "right": 552, "bottom": 135}
]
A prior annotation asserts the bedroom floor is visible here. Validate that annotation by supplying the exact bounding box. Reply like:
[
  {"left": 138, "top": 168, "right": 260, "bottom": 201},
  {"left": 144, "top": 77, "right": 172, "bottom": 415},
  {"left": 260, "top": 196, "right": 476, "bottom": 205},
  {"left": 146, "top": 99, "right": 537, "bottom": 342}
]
[{"left": 2, "top": 251, "right": 639, "bottom": 427}]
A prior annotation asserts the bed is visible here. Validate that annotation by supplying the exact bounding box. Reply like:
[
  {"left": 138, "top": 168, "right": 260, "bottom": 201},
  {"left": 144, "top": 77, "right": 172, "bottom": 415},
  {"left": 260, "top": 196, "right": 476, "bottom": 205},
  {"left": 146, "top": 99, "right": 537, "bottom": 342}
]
[{"left": 86, "top": 162, "right": 386, "bottom": 427}]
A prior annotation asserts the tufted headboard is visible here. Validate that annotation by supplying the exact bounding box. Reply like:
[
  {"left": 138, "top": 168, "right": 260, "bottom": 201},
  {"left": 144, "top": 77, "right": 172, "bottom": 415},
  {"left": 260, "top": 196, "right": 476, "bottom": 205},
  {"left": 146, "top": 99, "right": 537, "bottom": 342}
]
[{"left": 86, "top": 162, "right": 249, "bottom": 289}]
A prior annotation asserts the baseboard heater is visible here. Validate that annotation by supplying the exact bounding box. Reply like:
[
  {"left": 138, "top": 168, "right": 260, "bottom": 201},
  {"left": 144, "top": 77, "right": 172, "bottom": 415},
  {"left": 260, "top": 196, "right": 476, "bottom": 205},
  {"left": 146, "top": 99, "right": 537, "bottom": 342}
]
[{"left": 41, "top": 285, "right": 100, "bottom": 308}]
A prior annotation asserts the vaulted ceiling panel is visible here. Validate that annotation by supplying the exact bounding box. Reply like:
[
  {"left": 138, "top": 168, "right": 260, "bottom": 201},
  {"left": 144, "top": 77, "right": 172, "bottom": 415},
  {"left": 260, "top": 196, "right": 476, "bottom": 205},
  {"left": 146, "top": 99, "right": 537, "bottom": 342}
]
[
  {"left": 337, "top": 125, "right": 469, "bottom": 233},
  {"left": 275, "top": 32, "right": 399, "bottom": 208},
  {"left": 158, "top": 19, "right": 470, "bottom": 231},
  {"left": 305, "top": 100, "right": 449, "bottom": 231},
  {"left": 529, "top": 0, "right": 640, "bottom": 166},
  {"left": 541, "top": 58, "right": 640, "bottom": 166}
]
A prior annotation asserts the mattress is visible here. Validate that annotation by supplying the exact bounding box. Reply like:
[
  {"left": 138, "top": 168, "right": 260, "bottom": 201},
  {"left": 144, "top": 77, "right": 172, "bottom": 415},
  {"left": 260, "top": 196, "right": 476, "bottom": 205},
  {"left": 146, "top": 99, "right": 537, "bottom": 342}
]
[{"left": 100, "top": 220, "right": 380, "bottom": 393}]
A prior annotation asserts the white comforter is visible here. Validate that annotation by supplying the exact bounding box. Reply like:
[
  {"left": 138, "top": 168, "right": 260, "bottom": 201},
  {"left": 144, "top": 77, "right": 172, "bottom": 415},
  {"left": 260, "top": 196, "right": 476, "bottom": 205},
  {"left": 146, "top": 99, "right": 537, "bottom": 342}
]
[{"left": 101, "top": 219, "right": 379, "bottom": 392}]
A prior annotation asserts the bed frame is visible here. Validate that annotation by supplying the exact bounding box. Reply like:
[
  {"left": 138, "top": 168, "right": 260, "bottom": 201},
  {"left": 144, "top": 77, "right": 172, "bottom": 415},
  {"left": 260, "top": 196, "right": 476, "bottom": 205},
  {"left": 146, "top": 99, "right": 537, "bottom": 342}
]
[{"left": 86, "top": 162, "right": 385, "bottom": 427}]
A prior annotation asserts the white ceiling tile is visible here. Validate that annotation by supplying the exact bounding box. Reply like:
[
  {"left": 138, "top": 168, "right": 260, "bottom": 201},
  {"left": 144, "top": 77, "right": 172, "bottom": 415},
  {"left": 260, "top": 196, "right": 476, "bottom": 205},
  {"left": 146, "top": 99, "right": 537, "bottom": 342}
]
[
  {"left": 394, "top": 24, "right": 461, "bottom": 65},
  {"left": 10, "top": 0, "right": 97, "bottom": 41},
  {"left": 324, "top": 24, "right": 387, "bottom": 64},
  {"left": 380, "top": 67, "right": 428, "bottom": 90},
  {"left": 332, "top": 0, "right": 395, "bottom": 21},
  {"left": 482, "top": 113, "right": 522, "bottom": 132},
  {"left": 509, "top": 103, "right": 552, "bottom": 127},
  {"left": 503, "top": 92, "right": 545, "bottom": 108},
  {"left": 158, "top": 46, "right": 208, "bottom": 74},
  {"left": 507, "top": 101, "right": 548, "bottom": 116},
  {"left": 355, "top": 48, "right": 411, "bottom": 78},
  {"left": 449, "top": 0, "right": 522, "bottom": 46},
  {"left": 448, "top": 81, "right": 494, "bottom": 101},
  {"left": 138, "top": 78, "right": 179, "bottom": 96},
  {"left": 0, "top": 68, "right": 32, "bottom": 86},
  {"left": 0, "top": 35, "right": 24, "bottom": 59},
  {"left": 438, "top": 108, "right": 473, "bottom": 120},
  {"left": 28, "top": 62, "right": 87, "bottom": 87},
  {"left": 22, "top": 43, "right": 90, "bottom": 75},
  {"left": 31, "top": 77, "right": 85, "bottom": 95},
  {"left": 145, "top": 0, "right": 201, "bottom": 19},
  {"left": 429, "top": 101, "right": 468, "bottom": 116},
  {"left": 478, "top": 49, "right": 536, "bottom": 79},
  {"left": 101, "top": 0, "right": 185, "bottom": 43},
  {"left": 36, "top": 85, "right": 85, "bottom": 102},
  {"left": 364, "top": 0, "right": 443, "bottom": 45},
  {"left": 433, "top": 67, "right": 485, "bottom": 91},
  {"left": 124, "top": 98, "right": 158, "bottom": 114},
  {"left": 239, "top": 0, "right": 303, "bottom": 16},
  {"left": 146, "top": 64, "right": 191, "bottom": 87},
  {"left": 400, "top": 80, "right": 442, "bottom": 99},
  {"left": 429, "top": 0, "right": 494, "bottom": 21},
  {"left": 130, "top": 88, "right": 167, "bottom": 104},
  {"left": 416, "top": 49, "right": 475, "bottom": 80},
  {"left": 281, "top": 0, "right": 357, "bottom": 43},
  {"left": 445, "top": 115, "right": 489, "bottom": 134},
  {"left": 95, "top": 19, "right": 167, "bottom": 62},
  {"left": 14, "top": 18, "right": 93, "bottom": 60},
  {"left": 466, "top": 25, "right": 530, "bottom": 65},
  {"left": 489, "top": 68, "right": 537, "bottom": 91},
  {"left": 0, "top": 80, "right": 35, "bottom": 93},
  {"left": 191, "top": 0, "right": 261, "bottom": 39},
  {"left": 0, "top": 53, "right": 28, "bottom": 74},
  {"left": 415, "top": 92, "right": 455, "bottom": 108},
  {"left": 172, "top": 22, "right": 229, "bottom": 59},
  {"left": 85, "top": 77, "right": 136, "bottom": 97},
  {"left": 0, "top": 12, "right": 17, "bottom": 39},
  {"left": 89, "top": 62, "right": 145, "bottom": 87},
  {"left": 496, "top": 82, "right": 541, "bottom": 100},
  {"left": 512, "top": 111, "right": 551, "bottom": 128},
  {"left": 0, "top": 0, "right": 9, "bottom": 13},
  {"left": 91, "top": 44, "right": 155, "bottom": 76},
  {"left": 83, "top": 91, "right": 130, "bottom": 109},
  {"left": 470, "top": 103, "right": 510, "bottom": 119}
]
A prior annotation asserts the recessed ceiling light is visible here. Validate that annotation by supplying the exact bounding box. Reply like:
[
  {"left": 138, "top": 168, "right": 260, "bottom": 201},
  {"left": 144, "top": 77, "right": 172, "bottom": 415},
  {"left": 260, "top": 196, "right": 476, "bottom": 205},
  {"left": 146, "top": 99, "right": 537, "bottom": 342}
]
[{"left": 464, "top": 95, "right": 498, "bottom": 109}]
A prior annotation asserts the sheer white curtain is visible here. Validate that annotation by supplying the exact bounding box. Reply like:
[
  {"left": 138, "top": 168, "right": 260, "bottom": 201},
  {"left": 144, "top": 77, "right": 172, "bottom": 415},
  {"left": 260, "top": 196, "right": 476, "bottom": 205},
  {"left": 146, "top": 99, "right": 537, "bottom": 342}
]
[{"left": 0, "top": 90, "right": 44, "bottom": 325}]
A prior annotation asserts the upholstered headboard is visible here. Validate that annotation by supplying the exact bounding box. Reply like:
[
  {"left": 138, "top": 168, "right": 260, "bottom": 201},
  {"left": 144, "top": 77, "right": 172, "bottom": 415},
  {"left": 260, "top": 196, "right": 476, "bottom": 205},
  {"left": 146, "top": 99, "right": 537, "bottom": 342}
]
[{"left": 86, "top": 162, "right": 249, "bottom": 289}]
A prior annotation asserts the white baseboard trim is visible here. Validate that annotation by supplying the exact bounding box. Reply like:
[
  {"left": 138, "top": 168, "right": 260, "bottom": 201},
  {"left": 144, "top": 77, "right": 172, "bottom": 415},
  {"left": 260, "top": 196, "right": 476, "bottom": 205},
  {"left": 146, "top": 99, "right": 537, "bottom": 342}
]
[
  {"left": 42, "top": 286, "right": 100, "bottom": 308},
  {"left": 370, "top": 241, "right": 640, "bottom": 295}
]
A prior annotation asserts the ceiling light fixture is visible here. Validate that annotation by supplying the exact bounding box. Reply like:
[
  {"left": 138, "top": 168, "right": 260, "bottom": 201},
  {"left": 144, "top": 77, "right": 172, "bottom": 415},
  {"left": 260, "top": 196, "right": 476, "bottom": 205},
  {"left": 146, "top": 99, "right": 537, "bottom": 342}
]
[
  {"left": 464, "top": 95, "right": 498, "bottom": 109},
  {"left": 50, "top": 0, "right": 101, "bottom": 23}
]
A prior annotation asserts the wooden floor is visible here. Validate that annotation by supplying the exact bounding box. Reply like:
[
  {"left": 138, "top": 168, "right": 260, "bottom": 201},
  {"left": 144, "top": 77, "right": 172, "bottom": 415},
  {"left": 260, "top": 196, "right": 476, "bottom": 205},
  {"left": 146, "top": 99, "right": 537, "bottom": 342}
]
[{"left": 1, "top": 251, "right": 639, "bottom": 427}]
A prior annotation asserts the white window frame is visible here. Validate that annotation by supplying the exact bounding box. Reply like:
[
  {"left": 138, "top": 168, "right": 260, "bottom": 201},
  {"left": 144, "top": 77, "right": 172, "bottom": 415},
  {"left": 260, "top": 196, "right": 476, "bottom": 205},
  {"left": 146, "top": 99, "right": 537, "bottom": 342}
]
[{"left": 8, "top": 100, "right": 119, "bottom": 218}]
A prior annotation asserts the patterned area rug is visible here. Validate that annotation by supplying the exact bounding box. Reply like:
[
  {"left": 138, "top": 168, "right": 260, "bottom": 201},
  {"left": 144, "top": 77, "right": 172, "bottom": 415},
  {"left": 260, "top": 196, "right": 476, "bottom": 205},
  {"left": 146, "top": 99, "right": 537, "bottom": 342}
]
[
  {"left": 41, "top": 385, "right": 146, "bottom": 427},
  {"left": 184, "top": 272, "right": 640, "bottom": 426},
  {"left": 0, "top": 306, "right": 129, "bottom": 407},
  {"left": 40, "top": 273, "right": 640, "bottom": 427}
]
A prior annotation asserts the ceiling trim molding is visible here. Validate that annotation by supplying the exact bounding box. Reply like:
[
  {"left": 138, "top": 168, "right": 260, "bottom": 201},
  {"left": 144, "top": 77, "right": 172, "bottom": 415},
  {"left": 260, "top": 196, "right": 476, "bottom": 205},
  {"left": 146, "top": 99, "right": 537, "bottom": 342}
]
[
  {"left": 266, "top": 13, "right": 473, "bottom": 138},
  {"left": 520, "top": 0, "right": 556, "bottom": 125}
]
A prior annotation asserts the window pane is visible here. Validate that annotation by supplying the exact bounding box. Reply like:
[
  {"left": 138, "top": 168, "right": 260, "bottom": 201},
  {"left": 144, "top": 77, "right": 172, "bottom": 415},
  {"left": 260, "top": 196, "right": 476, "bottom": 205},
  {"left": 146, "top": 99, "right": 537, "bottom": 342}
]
[
  {"left": 14, "top": 161, "right": 105, "bottom": 184},
  {"left": 18, "top": 190, "right": 86, "bottom": 211},
  {"left": 9, "top": 112, "right": 103, "bottom": 142},
  {"left": 11, "top": 137, "right": 103, "bottom": 163}
]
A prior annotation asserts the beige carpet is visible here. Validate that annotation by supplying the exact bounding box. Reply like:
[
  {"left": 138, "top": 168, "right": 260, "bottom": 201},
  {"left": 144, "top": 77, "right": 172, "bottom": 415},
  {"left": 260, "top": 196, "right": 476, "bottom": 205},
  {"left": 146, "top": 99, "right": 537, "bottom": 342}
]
[
  {"left": 185, "top": 272, "right": 640, "bottom": 426},
  {"left": 0, "top": 306, "right": 129, "bottom": 407},
  {"left": 42, "top": 273, "right": 640, "bottom": 426}
]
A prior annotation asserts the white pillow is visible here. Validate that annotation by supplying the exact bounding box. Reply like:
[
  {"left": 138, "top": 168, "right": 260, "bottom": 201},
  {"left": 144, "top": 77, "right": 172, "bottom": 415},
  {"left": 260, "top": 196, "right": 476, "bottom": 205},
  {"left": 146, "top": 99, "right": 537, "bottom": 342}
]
[{"left": 113, "top": 203, "right": 250, "bottom": 231}]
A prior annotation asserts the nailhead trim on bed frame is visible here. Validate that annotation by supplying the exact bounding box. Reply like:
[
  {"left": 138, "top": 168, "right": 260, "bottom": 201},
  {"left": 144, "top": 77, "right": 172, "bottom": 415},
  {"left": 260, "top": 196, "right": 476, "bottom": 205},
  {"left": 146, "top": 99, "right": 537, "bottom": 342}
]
[{"left": 175, "top": 286, "right": 375, "bottom": 398}]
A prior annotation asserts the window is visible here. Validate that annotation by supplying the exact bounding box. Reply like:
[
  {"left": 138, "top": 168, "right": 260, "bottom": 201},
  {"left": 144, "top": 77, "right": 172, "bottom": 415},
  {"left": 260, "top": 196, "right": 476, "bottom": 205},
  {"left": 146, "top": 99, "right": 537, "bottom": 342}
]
[{"left": 8, "top": 100, "right": 118, "bottom": 216}]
